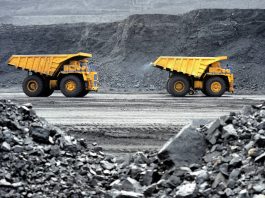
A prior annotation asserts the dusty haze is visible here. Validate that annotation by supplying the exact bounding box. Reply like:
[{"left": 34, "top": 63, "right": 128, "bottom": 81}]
[{"left": 0, "top": 0, "right": 265, "bottom": 25}]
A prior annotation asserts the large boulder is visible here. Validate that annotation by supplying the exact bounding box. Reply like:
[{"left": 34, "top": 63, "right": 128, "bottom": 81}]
[{"left": 157, "top": 124, "right": 207, "bottom": 166}]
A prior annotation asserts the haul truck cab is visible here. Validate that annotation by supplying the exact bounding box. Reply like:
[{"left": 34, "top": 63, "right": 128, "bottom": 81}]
[{"left": 8, "top": 52, "right": 99, "bottom": 97}]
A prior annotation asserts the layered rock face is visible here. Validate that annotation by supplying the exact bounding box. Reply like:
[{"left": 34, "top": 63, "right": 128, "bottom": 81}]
[{"left": 0, "top": 9, "right": 265, "bottom": 93}]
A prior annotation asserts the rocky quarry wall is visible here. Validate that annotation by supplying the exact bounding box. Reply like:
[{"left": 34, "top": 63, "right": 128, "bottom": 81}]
[
  {"left": 0, "top": 9, "right": 265, "bottom": 93},
  {"left": 1, "top": 99, "right": 265, "bottom": 197}
]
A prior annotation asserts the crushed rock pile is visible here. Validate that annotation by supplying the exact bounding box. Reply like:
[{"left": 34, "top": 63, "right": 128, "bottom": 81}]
[
  {"left": 154, "top": 102, "right": 265, "bottom": 198},
  {"left": 0, "top": 100, "right": 163, "bottom": 197},
  {"left": 1, "top": 99, "right": 265, "bottom": 198},
  {"left": 196, "top": 102, "right": 265, "bottom": 197}
]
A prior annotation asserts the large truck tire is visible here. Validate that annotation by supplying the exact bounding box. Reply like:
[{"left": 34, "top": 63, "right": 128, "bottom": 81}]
[
  {"left": 42, "top": 87, "right": 54, "bottom": 97},
  {"left": 78, "top": 90, "right": 89, "bottom": 97},
  {"left": 166, "top": 79, "right": 172, "bottom": 95},
  {"left": 41, "top": 79, "right": 54, "bottom": 97},
  {"left": 167, "top": 75, "right": 190, "bottom": 97},
  {"left": 60, "top": 75, "right": 84, "bottom": 97},
  {"left": 204, "top": 76, "right": 226, "bottom": 97},
  {"left": 201, "top": 88, "right": 207, "bottom": 96},
  {"left": 22, "top": 75, "right": 45, "bottom": 97}
]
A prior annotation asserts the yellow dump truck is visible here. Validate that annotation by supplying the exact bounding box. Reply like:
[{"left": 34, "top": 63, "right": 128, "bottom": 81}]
[
  {"left": 152, "top": 56, "right": 234, "bottom": 97},
  {"left": 8, "top": 52, "right": 98, "bottom": 97}
]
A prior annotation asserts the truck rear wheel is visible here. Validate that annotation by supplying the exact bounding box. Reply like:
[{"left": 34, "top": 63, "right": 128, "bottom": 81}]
[
  {"left": 60, "top": 75, "right": 84, "bottom": 97},
  {"left": 168, "top": 75, "right": 190, "bottom": 97},
  {"left": 204, "top": 76, "right": 226, "bottom": 97},
  {"left": 22, "top": 75, "right": 45, "bottom": 97}
]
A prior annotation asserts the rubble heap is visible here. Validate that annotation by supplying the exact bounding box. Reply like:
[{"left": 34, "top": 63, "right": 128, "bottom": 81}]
[
  {"left": 195, "top": 102, "right": 265, "bottom": 197},
  {"left": 0, "top": 100, "right": 101, "bottom": 197},
  {"left": 0, "top": 99, "right": 163, "bottom": 197},
  {"left": 108, "top": 102, "right": 265, "bottom": 197},
  {"left": 1, "top": 99, "right": 265, "bottom": 198},
  {"left": 144, "top": 102, "right": 265, "bottom": 198}
]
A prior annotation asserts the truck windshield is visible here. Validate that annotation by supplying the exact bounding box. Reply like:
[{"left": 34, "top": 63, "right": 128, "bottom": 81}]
[{"left": 88, "top": 63, "right": 96, "bottom": 72}]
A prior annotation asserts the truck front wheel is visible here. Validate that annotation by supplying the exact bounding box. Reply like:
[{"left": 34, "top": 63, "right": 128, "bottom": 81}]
[
  {"left": 168, "top": 75, "right": 190, "bottom": 97},
  {"left": 60, "top": 75, "right": 84, "bottom": 97},
  {"left": 22, "top": 75, "right": 45, "bottom": 97},
  {"left": 204, "top": 76, "right": 226, "bottom": 97}
]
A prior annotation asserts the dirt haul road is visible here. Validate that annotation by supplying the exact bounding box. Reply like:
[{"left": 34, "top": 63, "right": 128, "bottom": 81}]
[{"left": 0, "top": 92, "right": 264, "bottom": 153}]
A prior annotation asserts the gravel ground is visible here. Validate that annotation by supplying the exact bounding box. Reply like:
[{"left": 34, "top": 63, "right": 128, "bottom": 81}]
[{"left": 0, "top": 91, "right": 264, "bottom": 154}]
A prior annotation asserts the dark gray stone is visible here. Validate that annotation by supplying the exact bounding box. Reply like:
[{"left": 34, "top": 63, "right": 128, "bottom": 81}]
[
  {"left": 212, "top": 173, "right": 227, "bottom": 188},
  {"left": 203, "top": 151, "right": 221, "bottom": 163},
  {"left": 196, "top": 170, "right": 209, "bottom": 184},
  {"left": 253, "top": 195, "right": 265, "bottom": 198},
  {"left": 258, "top": 122, "right": 265, "bottom": 130},
  {"left": 207, "top": 129, "right": 221, "bottom": 145},
  {"left": 23, "top": 103, "right": 32, "bottom": 108},
  {"left": 1, "top": 142, "right": 11, "bottom": 151},
  {"left": 238, "top": 189, "right": 250, "bottom": 198},
  {"left": 255, "top": 152, "right": 265, "bottom": 162},
  {"left": 167, "top": 175, "right": 181, "bottom": 187},
  {"left": 219, "top": 115, "right": 230, "bottom": 126},
  {"left": 141, "top": 169, "right": 154, "bottom": 186},
  {"left": 253, "top": 183, "right": 265, "bottom": 193},
  {"left": 144, "top": 183, "right": 157, "bottom": 197},
  {"left": 93, "top": 146, "right": 103, "bottom": 152},
  {"left": 222, "top": 124, "right": 237, "bottom": 139},
  {"left": 50, "top": 145, "right": 61, "bottom": 157},
  {"left": 101, "top": 160, "right": 115, "bottom": 170},
  {"left": 205, "top": 120, "right": 221, "bottom": 144},
  {"left": 229, "top": 169, "right": 240, "bottom": 180},
  {"left": 219, "top": 163, "right": 229, "bottom": 176},
  {"left": 0, "top": 179, "right": 11, "bottom": 187},
  {"left": 132, "top": 152, "right": 151, "bottom": 165},
  {"left": 12, "top": 145, "right": 24, "bottom": 153},
  {"left": 244, "top": 141, "right": 255, "bottom": 150},
  {"left": 111, "top": 177, "right": 143, "bottom": 193},
  {"left": 254, "top": 134, "right": 265, "bottom": 147},
  {"left": 112, "top": 190, "right": 144, "bottom": 198},
  {"left": 225, "top": 188, "right": 234, "bottom": 196},
  {"left": 241, "top": 105, "right": 253, "bottom": 116},
  {"left": 31, "top": 126, "right": 50, "bottom": 143},
  {"left": 158, "top": 124, "right": 206, "bottom": 166},
  {"left": 229, "top": 156, "right": 242, "bottom": 167},
  {"left": 175, "top": 181, "right": 196, "bottom": 197}
]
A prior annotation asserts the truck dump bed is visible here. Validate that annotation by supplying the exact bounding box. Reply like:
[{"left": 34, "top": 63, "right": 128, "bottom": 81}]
[
  {"left": 153, "top": 56, "right": 227, "bottom": 78},
  {"left": 8, "top": 52, "right": 92, "bottom": 76}
]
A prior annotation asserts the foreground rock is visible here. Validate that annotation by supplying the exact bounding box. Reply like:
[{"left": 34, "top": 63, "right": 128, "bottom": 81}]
[
  {"left": 1, "top": 99, "right": 265, "bottom": 197},
  {"left": 158, "top": 124, "right": 207, "bottom": 166},
  {"left": 0, "top": 100, "right": 161, "bottom": 197}
]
